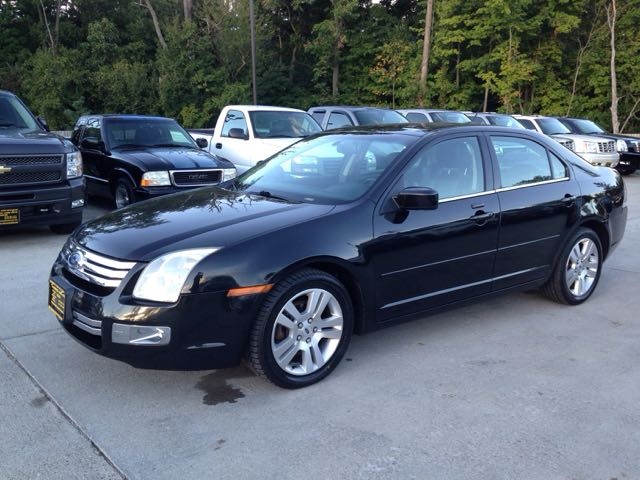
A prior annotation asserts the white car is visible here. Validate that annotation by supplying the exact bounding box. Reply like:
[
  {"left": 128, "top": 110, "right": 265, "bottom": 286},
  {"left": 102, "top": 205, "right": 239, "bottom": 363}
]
[{"left": 513, "top": 115, "right": 619, "bottom": 167}]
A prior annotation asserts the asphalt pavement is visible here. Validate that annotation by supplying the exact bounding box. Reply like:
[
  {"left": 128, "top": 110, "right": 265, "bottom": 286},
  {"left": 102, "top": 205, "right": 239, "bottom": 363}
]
[{"left": 1, "top": 176, "right": 639, "bottom": 480}]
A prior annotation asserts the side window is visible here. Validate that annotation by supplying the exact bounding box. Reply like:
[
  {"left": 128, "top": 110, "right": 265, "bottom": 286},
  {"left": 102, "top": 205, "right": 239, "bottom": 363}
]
[
  {"left": 221, "top": 110, "right": 248, "bottom": 137},
  {"left": 491, "top": 136, "right": 554, "bottom": 188},
  {"left": 406, "top": 112, "right": 428, "bottom": 122},
  {"left": 549, "top": 152, "right": 569, "bottom": 179},
  {"left": 517, "top": 119, "right": 536, "bottom": 130},
  {"left": 70, "top": 119, "right": 85, "bottom": 145},
  {"left": 326, "top": 112, "right": 353, "bottom": 129},
  {"left": 310, "top": 110, "right": 325, "bottom": 125},
  {"left": 82, "top": 118, "right": 102, "bottom": 142},
  {"left": 402, "top": 136, "right": 485, "bottom": 200}
]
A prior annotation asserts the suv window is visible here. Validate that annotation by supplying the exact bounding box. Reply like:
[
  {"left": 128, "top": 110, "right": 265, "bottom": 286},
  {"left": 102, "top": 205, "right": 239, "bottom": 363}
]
[
  {"left": 310, "top": 110, "right": 325, "bottom": 125},
  {"left": 406, "top": 112, "right": 428, "bottom": 122},
  {"left": 221, "top": 110, "right": 248, "bottom": 137},
  {"left": 402, "top": 136, "right": 485, "bottom": 200},
  {"left": 326, "top": 112, "right": 353, "bottom": 129},
  {"left": 491, "top": 136, "right": 563, "bottom": 188},
  {"left": 517, "top": 118, "right": 536, "bottom": 131}
]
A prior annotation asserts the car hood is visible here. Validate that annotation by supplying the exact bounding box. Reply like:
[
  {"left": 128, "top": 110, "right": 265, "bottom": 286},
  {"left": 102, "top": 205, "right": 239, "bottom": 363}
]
[
  {"left": 74, "top": 187, "right": 334, "bottom": 261},
  {"left": 0, "top": 129, "right": 73, "bottom": 154},
  {"left": 114, "top": 147, "right": 233, "bottom": 170}
]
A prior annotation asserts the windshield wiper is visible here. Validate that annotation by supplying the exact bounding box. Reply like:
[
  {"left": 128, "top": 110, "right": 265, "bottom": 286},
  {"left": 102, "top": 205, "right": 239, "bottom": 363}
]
[{"left": 249, "top": 190, "right": 293, "bottom": 202}]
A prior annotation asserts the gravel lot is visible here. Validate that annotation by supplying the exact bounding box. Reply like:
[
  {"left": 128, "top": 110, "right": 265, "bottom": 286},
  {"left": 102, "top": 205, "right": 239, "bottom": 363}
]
[{"left": 1, "top": 175, "right": 639, "bottom": 480}]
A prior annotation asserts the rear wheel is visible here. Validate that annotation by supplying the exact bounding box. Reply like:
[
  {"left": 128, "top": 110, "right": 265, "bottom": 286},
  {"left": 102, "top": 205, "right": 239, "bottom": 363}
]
[
  {"left": 541, "top": 228, "right": 603, "bottom": 305},
  {"left": 248, "top": 268, "right": 353, "bottom": 388},
  {"left": 113, "top": 178, "right": 136, "bottom": 209}
]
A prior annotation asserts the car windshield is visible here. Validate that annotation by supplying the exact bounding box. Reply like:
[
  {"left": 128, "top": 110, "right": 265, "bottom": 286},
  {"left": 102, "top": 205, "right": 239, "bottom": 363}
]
[
  {"left": 0, "top": 94, "right": 40, "bottom": 131},
  {"left": 488, "top": 115, "right": 526, "bottom": 129},
  {"left": 353, "top": 109, "right": 408, "bottom": 125},
  {"left": 537, "top": 118, "right": 571, "bottom": 135},
  {"left": 105, "top": 118, "right": 197, "bottom": 149},
  {"left": 568, "top": 119, "right": 605, "bottom": 135},
  {"left": 429, "top": 111, "right": 471, "bottom": 123},
  {"left": 249, "top": 111, "right": 322, "bottom": 139},
  {"left": 230, "top": 133, "right": 413, "bottom": 204}
]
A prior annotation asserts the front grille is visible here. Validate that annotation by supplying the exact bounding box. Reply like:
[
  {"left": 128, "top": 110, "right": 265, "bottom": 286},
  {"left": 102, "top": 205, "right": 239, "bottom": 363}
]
[
  {"left": 0, "top": 171, "right": 61, "bottom": 185},
  {"left": 557, "top": 139, "right": 575, "bottom": 151},
  {"left": 598, "top": 141, "right": 616, "bottom": 153},
  {"left": 171, "top": 169, "right": 222, "bottom": 186},
  {"left": 0, "top": 155, "right": 63, "bottom": 166},
  {"left": 62, "top": 242, "right": 137, "bottom": 290}
]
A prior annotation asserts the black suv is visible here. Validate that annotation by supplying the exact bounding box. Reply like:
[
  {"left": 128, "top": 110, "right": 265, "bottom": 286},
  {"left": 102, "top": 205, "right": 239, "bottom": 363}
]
[
  {"left": 557, "top": 117, "right": 640, "bottom": 175},
  {"left": 71, "top": 115, "right": 237, "bottom": 208},
  {"left": 0, "top": 90, "right": 84, "bottom": 233}
]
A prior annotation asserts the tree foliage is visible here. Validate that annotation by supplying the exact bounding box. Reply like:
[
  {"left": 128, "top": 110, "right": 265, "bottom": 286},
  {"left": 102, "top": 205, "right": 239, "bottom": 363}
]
[{"left": 1, "top": 0, "right": 639, "bottom": 132}]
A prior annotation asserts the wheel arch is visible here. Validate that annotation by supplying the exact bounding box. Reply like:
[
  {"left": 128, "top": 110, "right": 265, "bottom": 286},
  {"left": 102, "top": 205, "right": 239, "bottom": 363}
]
[
  {"left": 271, "top": 258, "right": 368, "bottom": 335},
  {"left": 579, "top": 218, "right": 610, "bottom": 260},
  {"left": 108, "top": 168, "right": 136, "bottom": 193}
]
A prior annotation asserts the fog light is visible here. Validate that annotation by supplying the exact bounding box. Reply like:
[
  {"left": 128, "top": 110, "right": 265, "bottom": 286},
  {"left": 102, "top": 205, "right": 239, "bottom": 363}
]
[
  {"left": 112, "top": 323, "right": 171, "bottom": 346},
  {"left": 71, "top": 199, "right": 84, "bottom": 208}
]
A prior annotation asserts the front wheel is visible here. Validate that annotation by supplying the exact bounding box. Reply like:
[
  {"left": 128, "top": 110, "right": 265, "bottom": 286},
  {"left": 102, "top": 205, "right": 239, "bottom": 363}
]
[
  {"left": 113, "top": 178, "right": 136, "bottom": 209},
  {"left": 541, "top": 228, "right": 603, "bottom": 305},
  {"left": 248, "top": 268, "right": 353, "bottom": 388}
]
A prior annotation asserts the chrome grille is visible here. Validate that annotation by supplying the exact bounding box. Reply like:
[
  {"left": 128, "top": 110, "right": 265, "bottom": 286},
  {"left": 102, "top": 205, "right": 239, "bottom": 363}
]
[
  {"left": 557, "top": 139, "right": 575, "bottom": 151},
  {"left": 63, "top": 242, "right": 136, "bottom": 288},
  {"left": 598, "top": 141, "right": 616, "bottom": 153},
  {"left": 630, "top": 141, "right": 640, "bottom": 153},
  {"left": 170, "top": 169, "right": 222, "bottom": 186}
]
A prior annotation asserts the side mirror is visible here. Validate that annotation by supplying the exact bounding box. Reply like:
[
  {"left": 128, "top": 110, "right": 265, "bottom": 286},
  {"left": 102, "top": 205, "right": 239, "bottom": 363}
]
[
  {"left": 196, "top": 137, "right": 208, "bottom": 149},
  {"left": 81, "top": 137, "right": 107, "bottom": 153},
  {"left": 228, "top": 128, "right": 248, "bottom": 140},
  {"left": 394, "top": 187, "right": 438, "bottom": 211},
  {"left": 37, "top": 116, "right": 50, "bottom": 131}
]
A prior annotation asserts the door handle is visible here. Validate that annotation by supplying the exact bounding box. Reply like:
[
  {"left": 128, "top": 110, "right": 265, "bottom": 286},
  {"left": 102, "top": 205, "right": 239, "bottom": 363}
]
[
  {"left": 471, "top": 210, "right": 495, "bottom": 226},
  {"left": 562, "top": 194, "right": 576, "bottom": 207},
  {"left": 215, "top": 143, "right": 222, "bottom": 149}
]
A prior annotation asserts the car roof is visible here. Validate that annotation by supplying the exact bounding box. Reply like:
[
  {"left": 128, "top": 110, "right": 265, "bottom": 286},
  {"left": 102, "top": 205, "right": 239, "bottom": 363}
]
[
  {"left": 309, "top": 105, "right": 394, "bottom": 111},
  {"left": 226, "top": 105, "right": 306, "bottom": 113}
]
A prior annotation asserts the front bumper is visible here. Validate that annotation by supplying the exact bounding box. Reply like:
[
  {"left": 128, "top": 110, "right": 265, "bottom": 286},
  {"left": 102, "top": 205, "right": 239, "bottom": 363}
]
[
  {"left": 49, "top": 257, "right": 262, "bottom": 370},
  {"left": 578, "top": 151, "right": 619, "bottom": 167},
  {"left": 0, "top": 177, "right": 84, "bottom": 229}
]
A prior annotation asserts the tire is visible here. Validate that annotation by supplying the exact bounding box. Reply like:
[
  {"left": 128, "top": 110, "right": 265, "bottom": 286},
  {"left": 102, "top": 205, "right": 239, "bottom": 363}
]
[
  {"left": 616, "top": 165, "right": 636, "bottom": 176},
  {"left": 541, "top": 228, "right": 603, "bottom": 305},
  {"left": 50, "top": 220, "right": 81, "bottom": 235},
  {"left": 248, "top": 268, "right": 353, "bottom": 388},
  {"left": 113, "top": 177, "right": 136, "bottom": 209}
]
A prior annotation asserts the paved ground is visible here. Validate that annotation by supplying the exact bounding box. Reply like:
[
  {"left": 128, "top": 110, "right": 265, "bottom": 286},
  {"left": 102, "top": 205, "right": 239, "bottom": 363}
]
[{"left": 1, "top": 175, "right": 639, "bottom": 480}]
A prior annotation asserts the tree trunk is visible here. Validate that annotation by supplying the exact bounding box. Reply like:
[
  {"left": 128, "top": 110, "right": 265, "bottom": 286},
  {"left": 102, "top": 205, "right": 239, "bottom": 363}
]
[
  {"left": 606, "top": 0, "right": 619, "bottom": 133},
  {"left": 418, "top": 0, "right": 435, "bottom": 107},
  {"left": 54, "top": 0, "right": 62, "bottom": 56},
  {"left": 183, "top": 0, "right": 193, "bottom": 22},
  {"left": 38, "top": 0, "right": 56, "bottom": 55},
  {"left": 143, "top": 0, "right": 167, "bottom": 49},
  {"left": 567, "top": 7, "right": 599, "bottom": 116},
  {"left": 332, "top": 56, "right": 340, "bottom": 98}
]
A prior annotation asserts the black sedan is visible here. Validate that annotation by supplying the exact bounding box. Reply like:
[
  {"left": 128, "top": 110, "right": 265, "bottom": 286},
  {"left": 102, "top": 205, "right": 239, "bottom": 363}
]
[
  {"left": 71, "top": 114, "right": 236, "bottom": 208},
  {"left": 49, "top": 125, "right": 627, "bottom": 388}
]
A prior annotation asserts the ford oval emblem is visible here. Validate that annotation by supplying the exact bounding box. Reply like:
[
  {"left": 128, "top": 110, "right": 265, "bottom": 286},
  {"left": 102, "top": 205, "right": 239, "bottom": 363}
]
[{"left": 68, "top": 251, "right": 85, "bottom": 270}]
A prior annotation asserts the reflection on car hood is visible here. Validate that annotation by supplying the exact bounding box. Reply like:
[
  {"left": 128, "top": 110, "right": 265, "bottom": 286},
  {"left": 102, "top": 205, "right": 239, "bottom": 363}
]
[
  {"left": 75, "top": 187, "right": 333, "bottom": 261},
  {"left": 117, "top": 147, "right": 232, "bottom": 170},
  {"left": 0, "top": 129, "right": 73, "bottom": 153},
  {"left": 255, "top": 137, "right": 300, "bottom": 154}
]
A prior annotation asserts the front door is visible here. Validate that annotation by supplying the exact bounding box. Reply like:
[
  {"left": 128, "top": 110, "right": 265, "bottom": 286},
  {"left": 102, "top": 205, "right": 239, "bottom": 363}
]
[{"left": 372, "top": 135, "right": 499, "bottom": 322}]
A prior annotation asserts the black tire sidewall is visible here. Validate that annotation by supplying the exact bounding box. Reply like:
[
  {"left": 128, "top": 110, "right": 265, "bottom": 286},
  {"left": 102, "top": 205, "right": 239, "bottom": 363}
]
[
  {"left": 259, "top": 274, "right": 354, "bottom": 388},
  {"left": 556, "top": 228, "right": 603, "bottom": 305},
  {"left": 114, "top": 178, "right": 135, "bottom": 208}
]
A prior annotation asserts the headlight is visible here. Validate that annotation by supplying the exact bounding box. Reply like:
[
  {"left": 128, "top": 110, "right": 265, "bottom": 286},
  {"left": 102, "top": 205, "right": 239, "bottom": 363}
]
[
  {"left": 222, "top": 168, "right": 236, "bottom": 181},
  {"left": 141, "top": 171, "right": 171, "bottom": 186},
  {"left": 132, "top": 248, "right": 220, "bottom": 303},
  {"left": 617, "top": 139, "right": 628, "bottom": 152},
  {"left": 66, "top": 151, "right": 83, "bottom": 179}
]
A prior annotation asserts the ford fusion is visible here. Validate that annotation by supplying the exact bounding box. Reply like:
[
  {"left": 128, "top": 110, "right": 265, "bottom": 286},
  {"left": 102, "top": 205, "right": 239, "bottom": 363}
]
[{"left": 49, "top": 125, "right": 627, "bottom": 388}]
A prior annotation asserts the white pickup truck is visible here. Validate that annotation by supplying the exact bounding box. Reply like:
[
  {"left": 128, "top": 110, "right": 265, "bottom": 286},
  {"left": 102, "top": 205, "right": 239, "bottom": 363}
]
[{"left": 188, "top": 105, "right": 322, "bottom": 173}]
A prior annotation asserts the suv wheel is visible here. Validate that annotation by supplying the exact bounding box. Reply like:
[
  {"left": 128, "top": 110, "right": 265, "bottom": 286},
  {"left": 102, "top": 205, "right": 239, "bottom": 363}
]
[{"left": 113, "top": 178, "right": 136, "bottom": 209}]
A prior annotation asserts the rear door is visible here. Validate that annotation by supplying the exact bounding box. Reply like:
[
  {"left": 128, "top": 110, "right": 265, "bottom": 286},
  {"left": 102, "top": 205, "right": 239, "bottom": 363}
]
[
  {"left": 488, "top": 134, "right": 580, "bottom": 290},
  {"left": 372, "top": 133, "right": 499, "bottom": 322}
]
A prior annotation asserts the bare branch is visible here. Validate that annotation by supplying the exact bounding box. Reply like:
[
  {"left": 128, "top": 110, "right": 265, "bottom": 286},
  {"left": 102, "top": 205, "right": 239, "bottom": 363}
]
[{"left": 140, "top": 0, "right": 167, "bottom": 49}]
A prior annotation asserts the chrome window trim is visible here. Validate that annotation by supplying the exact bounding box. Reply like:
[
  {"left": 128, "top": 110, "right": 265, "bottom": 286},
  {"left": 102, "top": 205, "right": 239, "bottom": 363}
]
[
  {"left": 438, "top": 190, "right": 495, "bottom": 203},
  {"left": 496, "top": 177, "right": 569, "bottom": 193}
]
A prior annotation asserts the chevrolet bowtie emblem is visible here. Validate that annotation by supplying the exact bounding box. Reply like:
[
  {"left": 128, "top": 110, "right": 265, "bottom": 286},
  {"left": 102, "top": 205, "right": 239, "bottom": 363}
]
[{"left": 0, "top": 165, "right": 12, "bottom": 174}]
